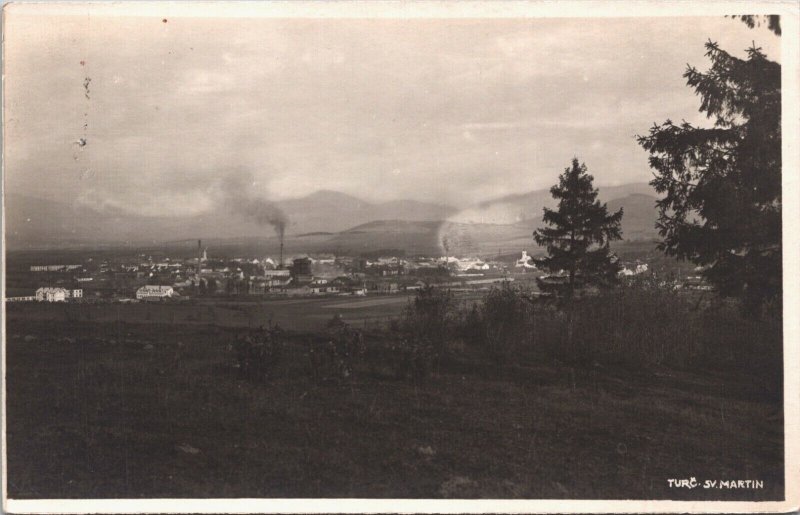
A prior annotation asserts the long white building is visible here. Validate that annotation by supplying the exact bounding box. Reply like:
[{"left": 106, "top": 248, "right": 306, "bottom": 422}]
[{"left": 136, "top": 285, "right": 174, "bottom": 299}]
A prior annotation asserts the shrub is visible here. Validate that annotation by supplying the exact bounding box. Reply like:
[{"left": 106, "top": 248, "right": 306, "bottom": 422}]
[
  {"left": 234, "top": 324, "right": 285, "bottom": 382},
  {"left": 386, "top": 337, "right": 436, "bottom": 381},
  {"left": 401, "top": 284, "right": 455, "bottom": 357},
  {"left": 554, "top": 272, "right": 781, "bottom": 372},
  {"left": 308, "top": 316, "right": 365, "bottom": 383},
  {"left": 465, "top": 282, "right": 536, "bottom": 372},
  {"left": 568, "top": 283, "right": 691, "bottom": 366}
]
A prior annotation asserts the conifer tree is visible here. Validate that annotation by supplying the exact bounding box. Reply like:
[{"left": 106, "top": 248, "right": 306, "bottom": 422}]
[
  {"left": 533, "top": 159, "right": 624, "bottom": 298},
  {"left": 637, "top": 41, "right": 781, "bottom": 313}
]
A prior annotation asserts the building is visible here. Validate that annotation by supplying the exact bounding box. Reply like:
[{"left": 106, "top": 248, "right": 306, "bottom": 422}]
[
  {"left": 30, "top": 264, "right": 82, "bottom": 272},
  {"left": 515, "top": 251, "right": 537, "bottom": 269},
  {"left": 618, "top": 262, "right": 649, "bottom": 277},
  {"left": 289, "top": 257, "right": 314, "bottom": 285},
  {"left": 310, "top": 285, "right": 340, "bottom": 295},
  {"left": 35, "top": 287, "right": 68, "bottom": 302},
  {"left": 290, "top": 257, "right": 313, "bottom": 275},
  {"left": 682, "top": 276, "right": 715, "bottom": 291},
  {"left": 248, "top": 279, "right": 269, "bottom": 295},
  {"left": 372, "top": 282, "right": 399, "bottom": 294},
  {"left": 262, "top": 257, "right": 278, "bottom": 270},
  {"left": 261, "top": 269, "right": 292, "bottom": 290},
  {"left": 136, "top": 285, "right": 174, "bottom": 299},
  {"left": 249, "top": 275, "right": 291, "bottom": 294},
  {"left": 264, "top": 269, "right": 291, "bottom": 279}
]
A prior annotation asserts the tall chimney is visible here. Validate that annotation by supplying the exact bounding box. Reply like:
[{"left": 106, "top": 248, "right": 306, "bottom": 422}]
[
  {"left": 197, "top": 239, "right": 202, "bottom": 275},
  {"left": 279, "top": 238, "right": 284, "bottom": 269}
]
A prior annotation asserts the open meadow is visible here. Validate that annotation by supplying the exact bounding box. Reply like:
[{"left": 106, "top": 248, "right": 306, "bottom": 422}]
[{"left": 5, "top": 295, "right": 420, "bottom": 332}]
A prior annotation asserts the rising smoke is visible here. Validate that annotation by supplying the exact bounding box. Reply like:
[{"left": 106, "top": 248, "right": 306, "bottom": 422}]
[{"left": 221, "top": 171, "right": 288, "bottom": 241}]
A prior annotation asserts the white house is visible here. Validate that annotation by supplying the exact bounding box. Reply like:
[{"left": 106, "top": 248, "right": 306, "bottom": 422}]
[
  {"left": 515, "top": 251, "right": 537, "bottom": 269},
  {"left": 136, "top": 285, "right": 174, "bottom": 299},
  {"left": 35, "top": 287, "right": 68, "bottom": 302},
  {"left": 618, "top": 262, "right": 649, "bottom": 277},
  {"left": 310, "top": 285, "right": 339, "bottom": 295}
]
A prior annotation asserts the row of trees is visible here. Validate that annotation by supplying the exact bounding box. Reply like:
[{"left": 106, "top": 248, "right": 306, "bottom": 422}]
[{"left": 532, "top": 18, "right": 781, "bottom": 315}]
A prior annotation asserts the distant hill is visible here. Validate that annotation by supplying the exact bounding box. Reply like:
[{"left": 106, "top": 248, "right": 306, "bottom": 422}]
[
  {"left": 4, "top": 191, "right": 457, "bottom": 249},
  {"left": 449, "top": 182, "right": 656, "bottom": 225},
  {"left": 436, "top": 185, "right": 660, "bottom": 256},
  {"left": 4, "top": 182, "right": 660, "bottom": 251},
  {"left": 607, "top": 193, "right": 660, "bottom": 241},
  {"left": 277, "top": 191, "right": 456, "bottom": 234},
  {"left": 324, "top": 220, "right": 443, "bottom": 255}
]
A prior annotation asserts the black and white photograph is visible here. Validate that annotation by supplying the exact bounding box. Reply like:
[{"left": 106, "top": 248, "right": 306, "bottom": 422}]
[{"left": 2, "top": 2, "right": 798, "bottom": 513}]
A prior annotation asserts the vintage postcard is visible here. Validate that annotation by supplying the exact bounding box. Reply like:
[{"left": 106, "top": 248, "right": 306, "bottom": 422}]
[{"left": 2, "top": 1, "right": 798, "bottom": 513}]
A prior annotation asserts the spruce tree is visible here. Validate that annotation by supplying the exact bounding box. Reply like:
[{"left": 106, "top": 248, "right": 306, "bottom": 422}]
[
  {"left": 533, "top": 159, "right": 624, "bottom": 298},
  {"left": 637, "top": 41, "right": 781, "bottom": 313}
]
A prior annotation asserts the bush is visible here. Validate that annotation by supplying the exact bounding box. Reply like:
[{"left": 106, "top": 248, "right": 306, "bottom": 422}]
[
  {"left": 392, "top": 285, "right": 459, "bottom": 368},
  {"left": 386, "top": 337, "right": 436, "bottom": 381},
  {"left": 308, "top": 316, "right": 365, "bottom": 383},
  {"left": 551, "top": 272, "right": 782, "bottom": 372},
  {"left": 401, "top": 285, "right": 455, "bottom": 357},
  {"left": 379, "top": 273, "right": 780, "bottom": 380},
  {"left": 463, "top": 282, "right": 536, "bottom": 372},
  {"left": 568, "top": 280, "right": 691, "bottom": 366},
  {"left": 234, "top": 324, "right": 285, "bottom": 382}
]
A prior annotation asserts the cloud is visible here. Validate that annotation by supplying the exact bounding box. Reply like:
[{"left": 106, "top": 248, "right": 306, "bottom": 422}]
[
  {"left": 181, "top": 69, "right": 236, "bottom": 94},
  {"left": 3, "top": 14, "right": 781, "bottom": 214},
  {"left": 76, "top": 186, "right": 216, "bottom": 217}
]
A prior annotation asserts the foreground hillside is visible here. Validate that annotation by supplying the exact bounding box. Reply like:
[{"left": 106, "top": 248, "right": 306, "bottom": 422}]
[{"left": 6, "top": 303, "right": 783, "bottom": 499}]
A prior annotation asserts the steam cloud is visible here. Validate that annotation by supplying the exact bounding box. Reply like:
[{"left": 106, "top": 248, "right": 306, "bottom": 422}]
[{"left": 221, "top": 172, "right": 288, "bottom": 240}]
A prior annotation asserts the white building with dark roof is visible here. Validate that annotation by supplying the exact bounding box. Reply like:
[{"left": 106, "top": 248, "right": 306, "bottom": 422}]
[
  {"left": 136, "top": 285, "right": 174, "bottom": 299},
  {"left": 35, "top": 287, "right": 68, "bottom": 302}
]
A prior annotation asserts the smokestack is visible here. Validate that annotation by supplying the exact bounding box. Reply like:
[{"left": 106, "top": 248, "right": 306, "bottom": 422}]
[
  {"left": 197, "top": 239, "right": 202, "bottom": 276},
  {"left": 221, "top": 171, "right": 289, "bottom": 268}
]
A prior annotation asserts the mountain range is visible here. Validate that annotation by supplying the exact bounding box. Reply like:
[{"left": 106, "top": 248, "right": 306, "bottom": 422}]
[
  {"left": 3, "top": 190, "right": 456, "bottom": 247},
  {"left": 4, "top": 183, "right": 661, "bottom": 252}
]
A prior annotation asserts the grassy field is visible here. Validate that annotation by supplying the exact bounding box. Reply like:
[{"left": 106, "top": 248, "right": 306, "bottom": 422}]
[
  {"left": 5, "top": 314, "right": 783, "bottom": 500},
  {"left": 5, "top": 295, "right": 419, "bottom": 332}
]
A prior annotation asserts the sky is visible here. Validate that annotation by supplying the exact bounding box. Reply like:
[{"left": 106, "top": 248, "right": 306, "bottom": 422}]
[{"left": 3, "top": 8, "right": 782, "bottom": 216}]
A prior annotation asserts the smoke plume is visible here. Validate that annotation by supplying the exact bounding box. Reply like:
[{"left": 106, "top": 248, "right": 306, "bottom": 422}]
[{"left": 221, "top": 171, "right": 288, "bottom": 240}]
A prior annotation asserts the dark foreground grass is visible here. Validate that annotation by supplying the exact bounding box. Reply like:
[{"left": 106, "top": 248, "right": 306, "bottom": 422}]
[{"left": 6, "top": 319, "right": 783, "bottom": 500}]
